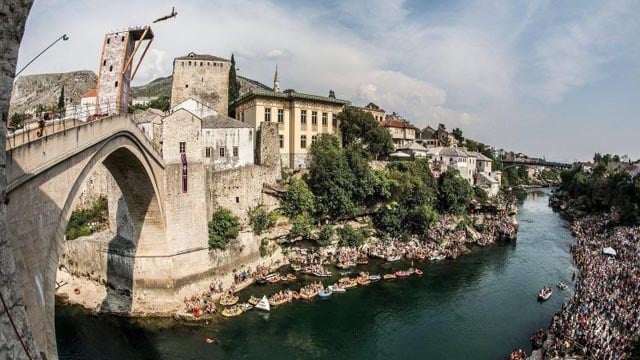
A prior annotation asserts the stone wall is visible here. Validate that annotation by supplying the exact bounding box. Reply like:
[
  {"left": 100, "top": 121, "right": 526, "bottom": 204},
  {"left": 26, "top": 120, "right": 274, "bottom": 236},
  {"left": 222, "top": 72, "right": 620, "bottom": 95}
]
[
  {"left": 1, "top": 2, "right": 40, "bottom": 360},
  {"left": 170, "top": 56, "right": 230, "bottom": 116}
]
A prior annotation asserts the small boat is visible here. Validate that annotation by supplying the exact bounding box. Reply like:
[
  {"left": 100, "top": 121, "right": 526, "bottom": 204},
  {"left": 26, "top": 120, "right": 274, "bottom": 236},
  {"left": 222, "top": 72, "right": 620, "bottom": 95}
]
[
  {"left": 336, "top": 262, "right": 356, "bottom": 269},
  {"left": 292, "top": 291, "right": 300, "bottom": 300},
  {"left": 256, "top": 278, "right": 268, "bottom": 285},
  {"left": 318, "top": 289, "right": 333, "bottom": 298},
  {"left": 356, "top": 257, "right": 369, "bottom": 265},
  {"left": 430, "top": 255, "right": 445, "bottom": 261},
  {"left": 386, "top": 255, "right": 401, "bottom": 262},
  {"left": 383, "top": 273, "right": 397, "bottom": 280},
  {"left": 357, "top": 277, "right": 371, "bottom": 286},
  {"left": 269, "top": 297, "right": 289, "bottom": 307},
  {"left": 328, "top": 285, "right": 346, "bottom": 293},
  {"left": 238, "top": 303, "right": 254, "bottom": 311},
  {"left": 268, "top": 275, "right": 280, "bottom": 284},
  {"left": 312, "top": 271, "right": 332, "bottom": 277},
  {"left": 280, "top": 275, "right": 289, "bottom": 282},
  {"left": 415, "top": 269, "right": 424, "bottom": 276},
  {"left": 220, "top": 295, "right": 239, "bottom": 306},
  {"left": 395, "top": 270, "right": 410, "bottom": 278},
  {"left": 286, "top": 274, "right": 297, "bottom": 281},
  {"left": 248, "top": 295, "right": 260, "bottom": 305},
  {"left": 221, "top": 306, "right": 243, "bottom": 317},
  {"left": 369, "top": 274, "right": 381, "bottom": 282},
  {"left": 557, "top": 282, "right": 568, "bottom": 290},
  {"left": 291, "top": 264, "right": 301, "bottom": 272},
  {"left": 538, "top": 287, "right": 553, "bottom": 301},
  {"left": 255, "top": 295, "right": 270, "bottom": 312},
  {"left": 299, "top": 291, "right": 319, "bottom": 300}
]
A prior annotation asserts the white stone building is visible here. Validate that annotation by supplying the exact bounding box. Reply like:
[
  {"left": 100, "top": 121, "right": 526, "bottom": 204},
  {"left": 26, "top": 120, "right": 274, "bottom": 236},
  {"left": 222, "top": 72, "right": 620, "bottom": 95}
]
[
  {"left": 201, "top": 115, "right": 254, "bottom": 171},
  {"left": 171, "top": 97, "right": 218, "bottom": 118}
]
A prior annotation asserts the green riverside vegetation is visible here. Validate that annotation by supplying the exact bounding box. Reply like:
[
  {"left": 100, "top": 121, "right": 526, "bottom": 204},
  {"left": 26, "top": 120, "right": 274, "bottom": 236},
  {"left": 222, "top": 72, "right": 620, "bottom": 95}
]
[
  {"left": 208, "top": 208, "right": 240, "bottom": 249},
  {"left": 558, "top": 154, "right": 640, "bottom": 224},
  {"left": 65, "top": 196, "right": 108, "bottom": 240}
]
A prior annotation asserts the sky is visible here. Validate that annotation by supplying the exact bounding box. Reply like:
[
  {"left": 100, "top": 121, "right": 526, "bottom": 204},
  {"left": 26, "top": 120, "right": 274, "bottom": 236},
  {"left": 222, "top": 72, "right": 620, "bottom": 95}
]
[{"left": 16, "top": 0, "right": 640, "bottom": 162}]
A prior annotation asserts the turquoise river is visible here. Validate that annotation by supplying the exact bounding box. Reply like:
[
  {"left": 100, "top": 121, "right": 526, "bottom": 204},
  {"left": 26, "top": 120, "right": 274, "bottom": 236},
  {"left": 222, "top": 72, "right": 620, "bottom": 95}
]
[{"left": 55, "top": 189, "right": 576, "bottom": 359}]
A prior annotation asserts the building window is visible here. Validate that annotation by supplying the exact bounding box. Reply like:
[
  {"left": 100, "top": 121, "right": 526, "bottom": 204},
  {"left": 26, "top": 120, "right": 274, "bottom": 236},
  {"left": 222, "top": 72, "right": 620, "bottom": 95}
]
[
  {"left": 301, "top": 110, "right": 307, "bottom": 124},
  {"left": 235, "top": 197, "right": 240, "bottom": 203},
  {"left": 300, "top": 135, "right": 307, "bottom": 148},
  {"left": 205, "top": 147, "right": 212, "bottom": 158},
  {"left": 107, "top": 38, "right": 110, "bottom": 44},
  {"left": 185, "top": 84, "right": 189, "bottom": 88},
  {"left": 188, "top": 61, "right": 192, "bottom": 66},
  {"left": 114, "top": 81, "right": 118, "bottom": 88},
  {"left": 121, "top": 36, "right": 125, "bottom": 41},
  {"left": 322, "top": 112, "right": 328, "bottom": 126},
  {"left": 179, "top": 142, "right": 186, "bottom": 153},
  {"left": 264, "top": 108, "right": 271, "bottom": 122},
  {"left": 277, "top": 109, "right": 284, "bottom": 123},
  {"left": 332, "top": 114, "right": 337, "bottom": 127},
  {"left": 311, "top": 111, "right": 317, "bottom": 125},
  {"left": 103, "top": 60, "right": 107, "bottom": 66},
  {"left": 233, "top": 146, "right": 238, "bottom": 157},
  {"left": 219, "top": 147, "right": 225, "bottom": 157},
  {"left": 279, "top": 134, "right": 284, "bottom": 148},
  {"left": 200, "top": 62, "right": 203, "bottom": 66},
  {"left": 109, "top": 65, "right": 113, "bottom": 72},
  {"left": 241, "top": 112, "right": 245, "bottom": 122},
  {"left": 312, "top": 135, "right": 317, "bottom": 144}
]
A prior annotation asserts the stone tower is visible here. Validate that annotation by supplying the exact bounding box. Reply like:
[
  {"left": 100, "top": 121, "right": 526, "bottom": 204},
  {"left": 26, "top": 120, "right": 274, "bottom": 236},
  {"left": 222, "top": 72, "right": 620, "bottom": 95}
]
[
  {"left": 273, "top": 64, "right": 280, "bottom": 93},
  {"left": 96, "top": 26, "right": 154, "bottom": 115},
  {"left": 170, "top": 52, "right": 231, "bottom": 116}
]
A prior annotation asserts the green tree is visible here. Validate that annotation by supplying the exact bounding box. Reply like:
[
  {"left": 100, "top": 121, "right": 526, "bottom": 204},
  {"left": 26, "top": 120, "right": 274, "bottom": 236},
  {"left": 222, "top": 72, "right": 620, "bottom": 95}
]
[
  {"left": 316, "top": 225, "right": 334, "bottom": 246},
  {"left": 65, "top": 196, "right": 108, "bottom": 240},
  {"left": 281, "top": 178, "right": 315, "bottom": 218},
  {"left": 306, "top": 134, "right": 356, "bottom": 219},
  {"left": 474, "top": 186, "right": 489, "bottom": 203},
  {"left": 338, "top": 107, "right": 393, "bottom": 159},
  {"left": 338, "top": 224, "right": 367, "bottom": 247},
  {"left": 57, "top": 86, "right": 65, "bottom": 111},
  {"left": 288, "top": 213, "right": 314, "bottom": 241},
  {"left": 249, "top": 206, "right": 278, "bottom": 235},
  {"left": 372, "top": 201, "right": 410, "bottom": 242},
  {"left": 208, "top": 208, "right": 240, "bottom": 249},
  {"left": 407, "top": 204, "right": 439, "bottom": 237},
  {"left": 438, "top": 169, "right": 473, "bottom": 214},
  {"left": 452, "top": 128, "right": 463, "bottom": 143},
  {"left": 228, "top": 54, "right": 241, "bottom": 113},
  {"left": 9, "top": 112, "right": 28, "bottom": 129},
  {"left": 148, "top": 95, "right": 170, "bottom": 111}
]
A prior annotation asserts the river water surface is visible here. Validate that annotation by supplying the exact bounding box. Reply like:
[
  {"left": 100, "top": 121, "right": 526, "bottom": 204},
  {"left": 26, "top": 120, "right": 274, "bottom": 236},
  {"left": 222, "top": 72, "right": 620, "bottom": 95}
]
[{"left": 56, "top": 189, "right": 576, "bottom": 359}]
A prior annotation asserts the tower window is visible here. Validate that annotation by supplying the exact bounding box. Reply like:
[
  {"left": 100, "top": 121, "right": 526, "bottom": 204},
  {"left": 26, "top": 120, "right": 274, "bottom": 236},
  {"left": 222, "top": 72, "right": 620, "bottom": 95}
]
[
  {"left": 185, "top": 84, "right": 189, "bottom": 88},
  {"left": 103, "top": 60, "right": 107, "bottom": 66},
  {"left": 188, "top": 61, "right": 192, "bottom": 66},
  {"left": 233, "top": 146, "right": 238, "bottom": 157},
  {"left": 107, "top": 38, "right": 110, "bottom": 44},
  {"left": 200, "top": 62, "right": 203, "bottom": 66},
  {"left": 121, "top": 36, "right": 125, "bottom": 41},
  {"left": 219, "top": 147, "right": 225, "bottom": 157},
  {"left": 179, "top": 142, "right": 186, "bottom": 153},
  {"left": 205, "top": 147, "right": 212, "bottom": 158},
  {"left": 114, "top": 81, "right": 118, "bottom": 88},
  {"left": 236, "top": 197, "right": 240, "bottom": 203},
  {"left": 109, "top": 65, "right": 113, "bottom": 72}
]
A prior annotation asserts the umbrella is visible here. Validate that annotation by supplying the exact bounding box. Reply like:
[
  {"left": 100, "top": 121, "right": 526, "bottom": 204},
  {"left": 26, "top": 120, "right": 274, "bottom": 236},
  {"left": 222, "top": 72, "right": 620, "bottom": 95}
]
[{"left": 602, "top": 247, "right": 617, "bottom": 256}]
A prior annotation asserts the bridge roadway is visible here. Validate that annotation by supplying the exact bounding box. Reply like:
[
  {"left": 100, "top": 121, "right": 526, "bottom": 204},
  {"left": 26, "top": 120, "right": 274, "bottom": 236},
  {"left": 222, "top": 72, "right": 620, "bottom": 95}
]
[
  {"left": 5, "top": 113, "right": 169, "bottom": 359},
  {"left": 501, "top": 159, "right": 573, "bottom": 170}
]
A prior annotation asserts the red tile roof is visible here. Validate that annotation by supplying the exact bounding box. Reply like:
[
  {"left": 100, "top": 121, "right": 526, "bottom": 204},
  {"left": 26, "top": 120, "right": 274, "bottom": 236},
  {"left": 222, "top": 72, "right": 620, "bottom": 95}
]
[
  {"left": 379, "top": 119, "right": 415, "bottom": 129},
  {"left": 81, "top": 88, "right": 97, "bottom": 98}
]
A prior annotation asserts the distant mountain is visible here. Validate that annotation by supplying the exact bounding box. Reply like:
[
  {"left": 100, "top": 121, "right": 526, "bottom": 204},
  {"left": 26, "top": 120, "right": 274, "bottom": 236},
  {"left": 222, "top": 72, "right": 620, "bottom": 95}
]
[
  {"left": 9, "top": 71, "right": 273, "bottom": 114},
  {"left": 9, "top": 71, "right": 97, "bottom": 114},
  {"left": 130, "top": 76, "right": 172, "bottom": 98},
  {"left": 130, "top": 75, "right": 273, "bottom": 99}
]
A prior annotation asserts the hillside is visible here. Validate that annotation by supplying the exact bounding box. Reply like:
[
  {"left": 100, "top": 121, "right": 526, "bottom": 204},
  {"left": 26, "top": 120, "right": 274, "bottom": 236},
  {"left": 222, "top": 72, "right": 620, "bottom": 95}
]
[
  {"left": 9, "top": 71, "right": 273, "bottom": 114},
  {"left": 9, "top": 70, "right": 97, "bottom": 114},
  {"left": 130, "top": 74, "right": 272, "bottom": 99}
]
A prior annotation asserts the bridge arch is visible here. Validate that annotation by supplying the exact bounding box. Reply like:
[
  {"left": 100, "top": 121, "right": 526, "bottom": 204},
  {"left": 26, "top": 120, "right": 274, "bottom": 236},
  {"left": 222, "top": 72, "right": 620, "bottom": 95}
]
[{"left": 6, "top": 128, "right": 168, "bottom": 359}]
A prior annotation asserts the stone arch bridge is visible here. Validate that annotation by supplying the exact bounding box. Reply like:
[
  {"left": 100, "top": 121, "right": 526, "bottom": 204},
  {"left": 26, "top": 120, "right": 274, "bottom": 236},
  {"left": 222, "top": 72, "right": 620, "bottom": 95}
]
[{"left": 5, "top": 114, "right": 170, "bottom": 359}]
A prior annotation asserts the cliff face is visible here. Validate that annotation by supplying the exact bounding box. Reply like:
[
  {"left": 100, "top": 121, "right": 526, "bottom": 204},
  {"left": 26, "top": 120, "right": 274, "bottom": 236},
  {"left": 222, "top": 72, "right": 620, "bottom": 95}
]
[{"left": 9, "top": 70, "right": 97, "bottom": 114}]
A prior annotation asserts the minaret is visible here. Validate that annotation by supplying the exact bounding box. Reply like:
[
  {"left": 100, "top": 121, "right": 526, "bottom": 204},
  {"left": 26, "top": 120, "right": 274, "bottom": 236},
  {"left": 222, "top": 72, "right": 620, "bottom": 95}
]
[{"left": 273, "top": 64, "right": 280, "bottom": 93}]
